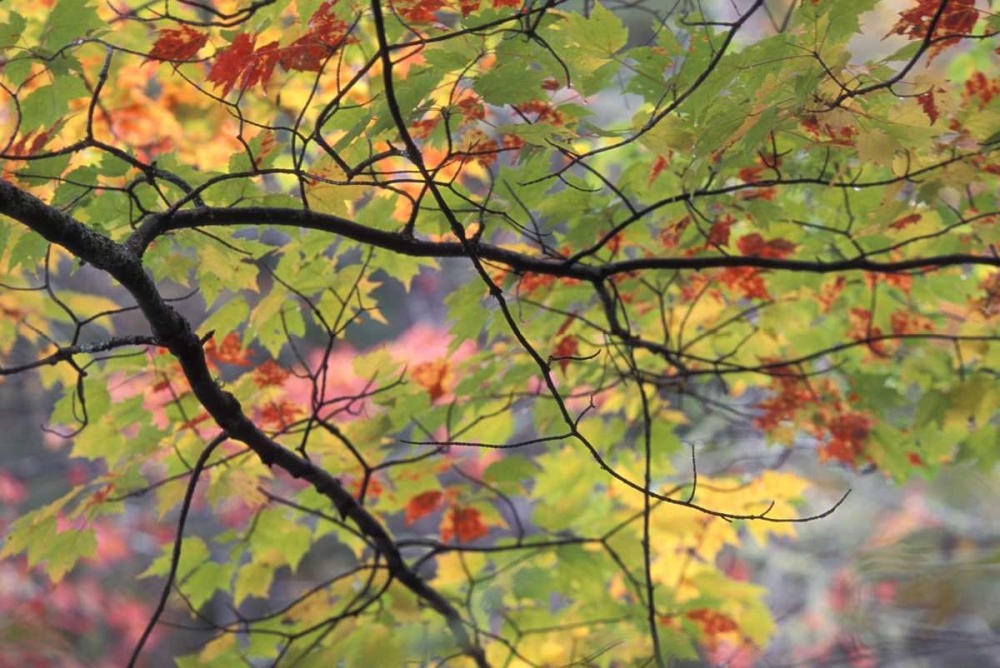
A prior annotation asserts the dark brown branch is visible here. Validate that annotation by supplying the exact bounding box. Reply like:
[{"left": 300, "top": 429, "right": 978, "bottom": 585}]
[
  {"left": 124, "top": 204, "right": 1000, "bottom": 280},
  {"left": 0, "top": 178, "right": 486, "bottom": 665}
]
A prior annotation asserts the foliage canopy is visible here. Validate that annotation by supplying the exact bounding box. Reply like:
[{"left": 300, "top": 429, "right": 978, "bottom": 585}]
[{"left": 1, "top": 0, "right": 999, "bottom": 665}]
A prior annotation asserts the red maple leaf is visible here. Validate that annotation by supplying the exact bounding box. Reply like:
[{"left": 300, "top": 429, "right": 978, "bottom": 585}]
[
  {"left": 147, "top": 26, "right": 208, "bottom": 62},
  {"left": 736, "top": 233, "right": 796, "bottom": 259},
  {"left": 242, "top": 41, "right": 281, "bottom": 91},
  {"left": 259, "top": 400, "right": 303, "bottom": 429},
  {"left": 648, "top": 155, "right": 668, "bottom": 184},
  {"left": 207, "top": 32, "right": 257, "bottom": 96},
  {"left": 205, "top": 332, "right": 252, "bottom": 366},
  {"left": 279, "top": 1, "right": 353, "bottom": 72},
  {"left": 686, "top": 608, "right": 739, "bottom": 636},
  {"left": 916, "top": 89, "right": 940, "bottom": 124},
  {"left": 459, "top": 0, "right": 480, "bottom": 16},
  {"left": 405, "top": 490, "right": 443, "bottom": 525},
  {"left": 441, "top": 506, "right": 489, "bottom": 543},
  {"left": 253, "top": 360, "right": 290, "bottom": 388},
  {"left": 886, "top": 0, "right": 979, "bottom": 62},
  {"left": 552, "top": 335, "right": 579, "bottom": 373},
  {"left": 823, "top": 412, "right": 873, "bottom": 464},
  {"left": 888, "top": 213, "right": 921, "bottom": 230},
  {"left": 718, "top": 266, "right": 770, "bottom": 300},
  {"left": 707, "top": 214, "right": 734, "bottom": 247},
  {"left": 493, "top": 0, "right": 521, "bottom": 8},
  {"left": 396, "top": 0, "right": 448, "bottom": 23}
]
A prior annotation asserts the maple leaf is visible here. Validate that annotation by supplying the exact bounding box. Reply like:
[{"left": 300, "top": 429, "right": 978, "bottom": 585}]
[
  {"left": 551, "top": 335, "right": 579, "bottom": 373},
  {"left": 707, "top": 214, "right": 735, "bottom": 247},
  {"left": 411, "top": 359, "right": 452, "bottom": 401},
  {"left": 206, "top": 34, "right": 281, "bottom": 96},
  {"left": 719, "top": 266, "right": 770, "bottom": 300},
  {"left": 207, "top": 32, "right": 257, "bottom": 96},
  {"left": 440, "top": 506, "right": 488, "bottom": 543},
  {"left": 259, "top": 400, "right": 303, "bottom": 429},
  {"left": 963, "top": 72, "right": 1000, "bottom": 105},
  {"left": 916, "top": 89, "right": 940, "bottom": 124},
  {"left": 822, "top": 412, "right": 874, "bottom": 464},
  {"left": 396, "top": 0, "right": 448, "bottom": 22},
  {"left": 404, "top": 490, "right": 443, "bottom": 525},
  {"left": 205, "top": 333, "right": 252, "bottom": 366},
  {"left": 888, "top": 213, "right": 922, "bottom": 230},
  {"left": 279, "top": 1, "right": 353, "bottom": 72},
  {"left": 686, "top": 608, "right": 739, "bottom": 636},
  {"left": 241, "top": 41, "right": 281, "bottom": 91},
  {"left": 648, "top": 155, "right": 669, "bottom": 184},
  {"left": 886, "top": 0, "right": 979, "bottom": 62},
  {"left": 147, "top": 26, "right": 208, "bottom": 63},
  {"left": 253, "top": 360, "right": 290, "bottom": 388},
  {"left": 736, "top": 233, "right": 796, "bottom": 259}
]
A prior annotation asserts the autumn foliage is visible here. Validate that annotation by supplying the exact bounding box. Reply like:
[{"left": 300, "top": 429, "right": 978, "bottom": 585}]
[{"left": 1, "top": 0, "right": 999, "bottom": 666}]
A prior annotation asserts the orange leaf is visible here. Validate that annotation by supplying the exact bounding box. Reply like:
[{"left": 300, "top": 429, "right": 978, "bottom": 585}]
[{"left": 411, "top": 359, "right": 452, "bottom": 401}]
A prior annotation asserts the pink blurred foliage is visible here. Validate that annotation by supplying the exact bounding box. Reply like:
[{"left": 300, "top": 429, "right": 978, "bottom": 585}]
[
  {"left": 0, "top": 472, "right": 27, "bottom": 506},
  {"left": 705, "top": 640, "right": 759, "bottom": 668},
  {"left": 0, "top": 519, "right": 158, "bottom": 667}
]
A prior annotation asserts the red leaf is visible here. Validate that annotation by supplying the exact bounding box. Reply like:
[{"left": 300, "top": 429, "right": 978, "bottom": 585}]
[
  {"left": 886, "top": 0, "right": 979, "bottom": 62},
  {"left": 147, "top": 26, "right": 208, "bottom": 62},
  {"left": 241, "top": 41, "right": 281, "bottom": 91},
  {"left": 405, "top": 490, "right": 443, "bottom": 525},
  {"left": 279, "top": 1, "right": 353, "bottom": 72},
  {"left": 441, "top": 506, "right": 489, "bottom": 543},
  {"left": 253, "top": 360, "right": 290, "bottom": 388},
  {"left": 888, "top": 212, "right": 921, "bottom": 230},
  {"left": 493, "top": 0, "right": 521, "bottom": 8},
  {"left": 459, "top": 0, "right": 480, "bottom": 16},
  {"left": 648, "top": 155, "right": 668, "bottom": 185},
  {"left": 736, "top": 233, "right": 796, "bottom": 259},
  {"left": 822, "top": 412, "right": 873, "bottom": 464},
  {"left": 686, "top": 608, "right": 739, "bottom": 636},
  {"left": 707, "top": 214, "right": 734, "bottom": 247},
  {"left": 718, "top": 266, "right": 770, "bottom": 300},
  {"left": 396, "top": 0, "right": 448, "bottom": 22},
  {"left": 207, "top": 32, "right": 257, "bottom": 96},
  {"left": 205, "top": 332, "right": 252, "bottom": 366},
  {"left": 963, "top": 71, "right": 1000, "bottom": 105},
  {"left": 259, "top": 400, "right": 303, "bottom": 429},
  {"left": 916, "top": 89, "right": 939, "bottom": 124},
  {"left": 552, "top": 335, "right": 579, "bottom": 373}
]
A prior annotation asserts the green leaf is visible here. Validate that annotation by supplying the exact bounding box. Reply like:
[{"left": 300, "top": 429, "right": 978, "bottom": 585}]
[
  {"left": 19, "top": 79, "right": 89, "bottom": 133},
  {"left": 42, "top": 0, "right": 105, "bottom": 49}
]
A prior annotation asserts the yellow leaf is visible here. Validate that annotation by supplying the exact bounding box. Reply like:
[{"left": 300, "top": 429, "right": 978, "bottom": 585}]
[
  {"left": 306, "top": 157, "right": 368, "bottom": 217},
  {"left": 199, "top": 634, "right": 236, "bottom": 663}
]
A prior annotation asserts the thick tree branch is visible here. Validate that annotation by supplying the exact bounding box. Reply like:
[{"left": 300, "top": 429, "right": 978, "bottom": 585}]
[
  {"left": 126, "top": 203, "right": 1000, "bottom": 278},
  {"left": 0, "top": 178, "right": 487, "bottom": 665}
]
